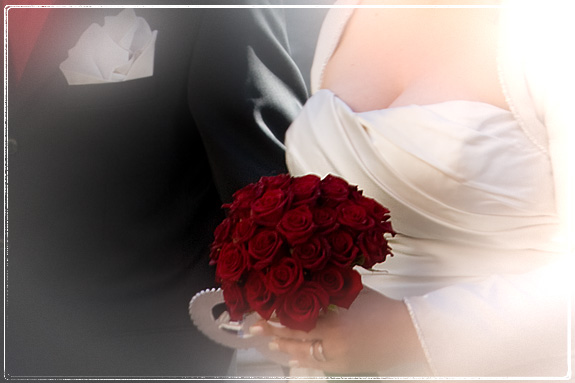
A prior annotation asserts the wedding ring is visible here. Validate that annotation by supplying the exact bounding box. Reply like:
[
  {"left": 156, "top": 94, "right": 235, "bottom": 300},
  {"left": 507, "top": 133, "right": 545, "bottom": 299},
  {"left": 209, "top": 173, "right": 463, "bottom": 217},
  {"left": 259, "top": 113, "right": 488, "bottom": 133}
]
[{"left": 310, "top": 340, "right": 327, "bottom": 362}]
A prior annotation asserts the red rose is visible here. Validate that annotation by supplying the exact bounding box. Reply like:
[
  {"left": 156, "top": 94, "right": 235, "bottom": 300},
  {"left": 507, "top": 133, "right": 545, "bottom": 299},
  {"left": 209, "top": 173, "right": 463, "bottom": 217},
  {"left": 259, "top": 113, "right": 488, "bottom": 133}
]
[
  {"left": 222, "top": 281, "right": 250, "bottom": 321},
  {"left": 377, "top": 220, "right": 395, "bottom": 236},
  {"left": 259, "top": 174, "right": 292, "bottom": 191},
  {"left": 319, "top": 174, "right": 351, "bottom": 206},
  {"left": 313, "top": 266, "right": 363, "bottom": 309},
  {"left": 226, "top": 182, "right": 264, "bottom": 218},
  {"left": 245, "top": 271, "right": 277, "bottom": 320},
  {"left": 358, "top": 227, "right": 393, "bottom": 269},
  {"left": 209, "top": 248, "right": 220, "bottom": 266},
  {"left": 251, "top": 189, "right": 290, "bottom": 226},
  {"left": 215, "top": 242, "right": 248, "bottom": 283},
  {"left": 324, "top": 229, "right": 360, "bottom": 268},
  {"left": 232, "top": 218, "right": 257, "bottom": 244},
  {"left": 291, "top": 174, "right": 321, "bottom": 206},
  {"left": 337, "top": 201, "right": 375, "bottom": 231},
  {"left": 213, "top": 218, "right": 232, "bottom": 246},
  {"left": 276, "top": 281, "right": 329, "bottom": 332},
  {"left": 349, "top": 188, "right": 364, "bottom": 202},
  {"left": 247, "top": 230, "right": 285, "bottom": 270},
  {"left": 266, "top": 257, "right": 304, "bottom": 295},
  {"left": 357, "top": 196, "right": 391, "bottom": 222},
  {"left": 277, "top": 205, "right": 316, "bottom": 246},
  {"left": 209, "top": 218, "right": 233, "bottom": 265},
  {"left": 292, "top": 236, "right": 330, "bottom": 271},
  {"left": 312, "top": 206, "right": 339, "bottom": 235}
]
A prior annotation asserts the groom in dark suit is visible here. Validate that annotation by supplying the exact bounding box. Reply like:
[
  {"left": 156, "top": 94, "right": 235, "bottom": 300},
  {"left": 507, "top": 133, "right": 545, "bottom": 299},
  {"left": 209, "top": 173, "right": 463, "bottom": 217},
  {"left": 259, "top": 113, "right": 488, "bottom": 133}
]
[{"left": 4, "top": 1, "right": 311, "bottom": 377}]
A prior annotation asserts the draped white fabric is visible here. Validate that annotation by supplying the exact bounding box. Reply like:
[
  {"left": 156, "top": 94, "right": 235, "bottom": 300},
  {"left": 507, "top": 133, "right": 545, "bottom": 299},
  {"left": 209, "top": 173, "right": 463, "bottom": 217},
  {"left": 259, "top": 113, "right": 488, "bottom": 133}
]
[{"left": 287, "top": 89, "right": 561, "bottom": 295}]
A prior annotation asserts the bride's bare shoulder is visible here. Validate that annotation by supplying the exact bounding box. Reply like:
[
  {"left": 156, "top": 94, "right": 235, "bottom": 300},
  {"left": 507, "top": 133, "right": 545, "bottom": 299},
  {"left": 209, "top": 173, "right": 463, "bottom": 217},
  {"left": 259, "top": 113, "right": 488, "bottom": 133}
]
[{"left": 321, "top": 0, "right": 507, "bottom": 112}]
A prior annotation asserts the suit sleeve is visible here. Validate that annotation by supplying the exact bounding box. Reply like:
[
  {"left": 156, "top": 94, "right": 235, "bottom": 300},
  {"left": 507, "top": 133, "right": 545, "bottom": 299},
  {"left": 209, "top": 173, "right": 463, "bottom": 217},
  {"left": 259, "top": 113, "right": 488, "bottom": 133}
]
[{"left": 187, "top": 1, "right": 309, "bottom": 203}]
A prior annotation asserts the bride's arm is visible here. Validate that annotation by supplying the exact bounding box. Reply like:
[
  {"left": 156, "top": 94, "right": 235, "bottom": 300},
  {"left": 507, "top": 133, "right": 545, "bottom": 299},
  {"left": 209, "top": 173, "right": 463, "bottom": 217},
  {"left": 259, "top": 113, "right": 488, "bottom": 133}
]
[
  {"left": 254, "top": 259, "right": 570, "bottom": 376},
  {"left": 252, "top": 286, "right": 431, "bottom": 374}
]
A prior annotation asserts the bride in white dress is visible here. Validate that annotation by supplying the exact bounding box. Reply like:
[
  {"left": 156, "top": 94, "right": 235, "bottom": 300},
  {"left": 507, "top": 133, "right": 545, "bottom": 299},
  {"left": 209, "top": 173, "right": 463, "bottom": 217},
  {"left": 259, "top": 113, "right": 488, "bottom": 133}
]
[{"left": 251, "top": 0, "right": 573, "bottom": 378}]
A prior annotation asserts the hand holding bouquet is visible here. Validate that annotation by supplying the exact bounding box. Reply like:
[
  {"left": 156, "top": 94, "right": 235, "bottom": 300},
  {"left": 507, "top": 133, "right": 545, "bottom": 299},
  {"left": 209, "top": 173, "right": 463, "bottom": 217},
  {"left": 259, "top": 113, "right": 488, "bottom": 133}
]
[{"left": 209, "top": 174, "right": 395, "bottom": 332}]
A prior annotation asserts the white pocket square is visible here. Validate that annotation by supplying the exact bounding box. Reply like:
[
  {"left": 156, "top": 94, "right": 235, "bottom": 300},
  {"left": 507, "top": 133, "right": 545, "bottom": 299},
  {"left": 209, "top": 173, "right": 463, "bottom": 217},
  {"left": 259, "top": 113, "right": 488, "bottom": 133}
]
[{"left": 60, "top": 9, "right": 157, "bottom": 85}]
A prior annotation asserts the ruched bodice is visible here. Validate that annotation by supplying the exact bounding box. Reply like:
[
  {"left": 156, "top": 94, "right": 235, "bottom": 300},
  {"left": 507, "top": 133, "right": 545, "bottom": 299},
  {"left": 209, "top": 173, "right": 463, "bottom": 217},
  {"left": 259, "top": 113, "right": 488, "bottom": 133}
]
[{"left": 286, "top": 89, "right": 561, "bottom": 299}]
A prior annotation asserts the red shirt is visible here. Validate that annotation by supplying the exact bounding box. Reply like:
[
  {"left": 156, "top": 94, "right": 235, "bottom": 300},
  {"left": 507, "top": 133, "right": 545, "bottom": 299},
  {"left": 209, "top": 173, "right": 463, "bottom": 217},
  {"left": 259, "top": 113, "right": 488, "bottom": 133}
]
[{"left": 5, "top": 0, "right": 54, "bottom": 81}]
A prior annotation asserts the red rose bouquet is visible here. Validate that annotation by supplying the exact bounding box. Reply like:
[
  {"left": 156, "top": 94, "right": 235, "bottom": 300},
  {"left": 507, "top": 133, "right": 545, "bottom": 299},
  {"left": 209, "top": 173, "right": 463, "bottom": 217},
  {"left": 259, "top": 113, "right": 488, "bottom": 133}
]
[{"left": 209, "top": 174, "right": 395, "bottom": 332}]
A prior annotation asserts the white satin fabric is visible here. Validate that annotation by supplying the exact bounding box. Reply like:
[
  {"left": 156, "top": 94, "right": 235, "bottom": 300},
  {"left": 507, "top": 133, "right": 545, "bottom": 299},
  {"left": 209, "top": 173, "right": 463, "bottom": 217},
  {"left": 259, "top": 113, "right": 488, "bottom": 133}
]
[
  {"left": 285, "top": 2, "right": 571, "bottom": 378},
  {"left": 287, "top": 89, "right": 560, "bottom": 296}
]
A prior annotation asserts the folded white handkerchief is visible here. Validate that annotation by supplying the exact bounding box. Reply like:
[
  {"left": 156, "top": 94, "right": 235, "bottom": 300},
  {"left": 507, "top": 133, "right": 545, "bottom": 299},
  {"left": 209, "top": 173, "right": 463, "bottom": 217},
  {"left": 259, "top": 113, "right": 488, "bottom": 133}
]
[{"left": 60, "top": 9, "right": 157, "bottom": 85}]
